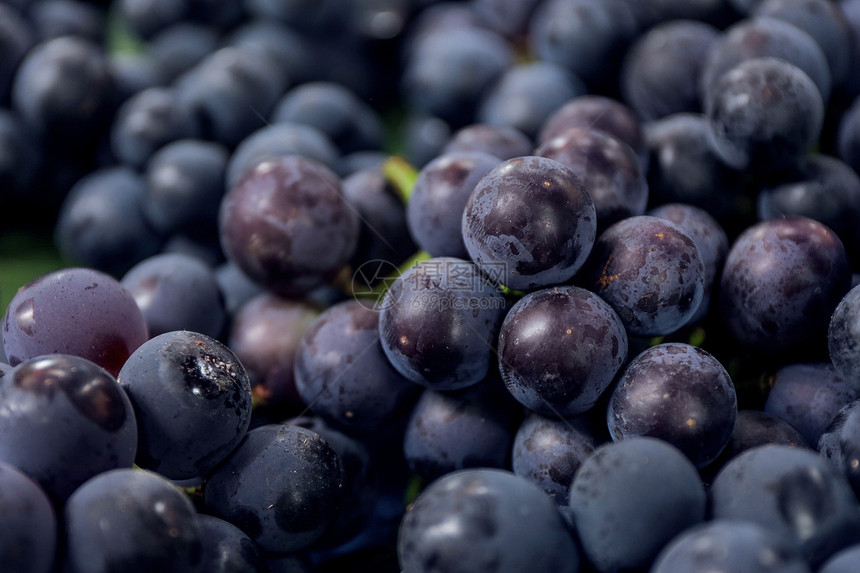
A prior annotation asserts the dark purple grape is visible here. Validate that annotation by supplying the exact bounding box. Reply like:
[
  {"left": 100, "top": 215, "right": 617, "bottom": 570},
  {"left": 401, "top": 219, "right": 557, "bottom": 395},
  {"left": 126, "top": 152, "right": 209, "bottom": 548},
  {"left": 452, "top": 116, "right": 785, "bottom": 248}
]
[
  {"left": 818, "top": 400, "right": 860, "bottom": 499},
  {"left": 718, "top": 216, "right": 851, "bottom": 357},
  {"left": 608, "top": 343, "right": 737, "bottom": 468},
  {"left": 706, "top": 57, "right": 825, "bottom": 175},
  {"left": 567, "top": 437, "right": 707, "bottom": 572},
  {"left": 294, "top": 300, "right": 419, "bottom": 434},
  {"left": 699, "top": 16, "right": 832, "bottom": 104},
  {"left": 204, "top": 423, "right": 345, "bottom": 554},
  {"left": 243, "top": 0, "right": 344, "bottom": 32},
  {"left": 398, "top": 468, "right": 580, "bottom": 573},
  {"left": 830, "top": 284, "right": 860, "bottom": 382},
  {"left": 117, "top": 330, "right": 252, "bottom": 480},
  {"left": 648, "top": 202, "right": 730, "bottom": 324},
  {"left": 142, "top": 138, "right": 228, "bottom": 239},
  {"left": 442, "top": 123, "right": 533, "bottom": 160},
  {"left": 0, "top": 461, "right": 57, "bottom": 573},
  {"left": 219, "top": 155, "right": 359, "bottom": 297},
  {"left": 471, "top": 0, "right": 542, "bottom": 40},
  {"left": 64, "top": 468, "right": 202, "bottom": 573},
  {"left": 462, "top": 155, "right": 596, "bottom": 290},
  {"left": 378, "top": 257, "right": 507, "bottom": 390},
  {"left": 227, "top": 292, "right": 321, "bottom": 409},
  {"left": 401, "top": 113, "right": 451, "bottom": 168},
  {"left": 837, "top": 95, "right": 860, "bottom": 175},
  {"left": 3, "top": 267, "right": 149, "bottom": 376},
  {"left": 538, "top": 94, "right": 646, "bottom": 165},
  {"left": 651, "top": 519, "right": 812, "bottom": 573},
  {"left": 147, "top": 23, "right": 219, "bottom": 83},
  {"left": 116, "top": 0, "right": 185, "bottom": 39},
  {"left": 764, "top": 362, "right": 858, "bottom": 447},
  {"left": 535, "top": 126, "right": 648, "bottom": 232},
  {"left": 271, "top": 81, "right": 384, "bottom": 154},
  {"left": 498, "top": 285, "right": 628, "bottom": 417},
  {"left": 511, "top": 412, "right": 602, "bottom": 504},
  {"left": 29, "top": 0, "right": 105, "bottom": 44},
  {"left": 196, "top": 514, "right": 267, "bottom": 573},
  {"left": 121, "top": 253, "right": 226, "bottom": 339},
  {"left": 215, "top": 262, "right": 264, "bottom": 317},
  {"left": 407, "top": 151, "right": 501, "bottom": 259},
  {"left": 819, "top": 545, "right": 860, "bottom": 573},
  {"left": 620, "top": 19, "right": 720, "bottom": 121},
  {"left": 710, "top": 445, "right": 860, "bottom": 566},
  {"left": 108, "top": 52, "right": 167, "bottom": 105},
  {"left": 402, "top": 375, "right": 521, "bottom": 480},
  {"left": 583, "top": 215, "right": 705, "bottom": 337},
  {"left": 227, "top": 19, "right": 315, "bottom": 85},
  {"left": 476, "top": 61, "right": 587, "bottom": 140},
  {"left": 0, "top": 354, "right": 137, "bottom": 502},
  {"left": 640, "top": 0, "right": 738, "bottom": 24}
]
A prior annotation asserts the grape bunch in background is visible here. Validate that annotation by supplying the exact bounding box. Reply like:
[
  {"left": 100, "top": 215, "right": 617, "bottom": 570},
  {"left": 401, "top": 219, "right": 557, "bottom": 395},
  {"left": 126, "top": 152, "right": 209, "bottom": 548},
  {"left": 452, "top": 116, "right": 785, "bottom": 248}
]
[{"left": 6, "top": 0, "right": 860, "bottom": 572}]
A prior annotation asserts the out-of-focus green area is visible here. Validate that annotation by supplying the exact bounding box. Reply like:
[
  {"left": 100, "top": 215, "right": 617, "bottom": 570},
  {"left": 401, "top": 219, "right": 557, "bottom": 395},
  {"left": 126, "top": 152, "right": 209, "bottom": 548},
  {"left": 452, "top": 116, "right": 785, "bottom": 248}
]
[{"left": 0, "top": 233, "right": 66, "bottom": 315}]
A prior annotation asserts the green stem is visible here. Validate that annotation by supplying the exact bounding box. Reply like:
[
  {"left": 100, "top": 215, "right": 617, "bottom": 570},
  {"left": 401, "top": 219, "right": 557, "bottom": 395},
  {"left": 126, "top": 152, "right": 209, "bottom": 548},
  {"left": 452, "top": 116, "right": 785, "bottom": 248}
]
[{"left": 383, "top": 156, "right": 419, "bottom": 203}]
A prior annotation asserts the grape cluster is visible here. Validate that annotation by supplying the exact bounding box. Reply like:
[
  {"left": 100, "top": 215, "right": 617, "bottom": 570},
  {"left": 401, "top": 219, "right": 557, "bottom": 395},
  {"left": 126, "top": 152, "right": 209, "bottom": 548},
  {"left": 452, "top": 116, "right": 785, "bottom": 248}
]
[{"left": 5, "top": 1, "right": 860, "bottom": 572}]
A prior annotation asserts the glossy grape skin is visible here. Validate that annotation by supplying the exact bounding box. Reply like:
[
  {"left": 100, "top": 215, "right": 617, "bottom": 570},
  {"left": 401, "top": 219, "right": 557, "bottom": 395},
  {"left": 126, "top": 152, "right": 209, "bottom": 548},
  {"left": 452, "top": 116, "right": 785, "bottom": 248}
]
[
  {"left": 511, "top": 412, "right": 602, "bottom": 505},
  {"left": 538, "top": 95, "right": 646, "bottom": 165},
  {"left": 718, "top": 216, "right": 851, "bottom": 357},
  {"left": 757, "top": 154, "right": 860, "bottom": 266},
  {"left": 204, "top": 423, "right": 345, "bottom": 554},
  {"left": 407, "top": 151, "right": 500, "bottom": 259},
  {"left": 818, "top": 400, "right": 860, "bottom": 499},
  {"left": 462, "top": 156, "right": 596, "bottom": 290},
  {"left": 397, "top": 468, "right": 580, "bottom": 573},
  {"left": 219, "top": 155, "right": 359, "bottom": 297},
  {"left": 442, "top": 123, "right": 533, "bottom": 160},
  {"left": 583, "top": 215, "right": 705, "bottom": 337},
  {"left": 498, "top": 286, "right": 628, "bottom": 417},
  {"left": 648, "top": 202, "right": 730, "bottom": 324},
  {"left": 341, "top": 168, "right": 416, "bottom": 267},
  {"left": 227, "top": 292, "right": 321, "bottom": 409},
  {"left": 699, "top": 16, "right": 832, "bottom": 105},
  {"left": 651, "top": 519, "right": 811, "bottom": 573},
  {"left": 225, "top": 122, "right": 340, "bottom": 190},
  {"left": 706, "top": 57, "right": 825, "bottom": 175},
  {"left": 294, "top": 300, "right": 419, "bottom": 434},
  {"left": 3, "top": 268, "right": 149, "bottom": 376},
  {"left": 644, "top": 113, "right": 748, "bottom": 223},
  {"left": 608, "top": 343, "right": 737, "bottom": 468},
  {"left": 476, "top": 61, "right": 587, "bottom": 140},
  {"left": 620, "top": 20, "right": 720, "bottom": 122},
  {"left": 196, "top": 514, "right": 267, "bottom": 573},
  {"left": 271, "top": 81, "right": 384, "bottom": 154},
  {"left": 764, "top": 362, "right": 858, "bottom": 448},
  {"left": 710, "top": 445, "right": 860, "bottom": 566},
  {"left": 121, "top": 253, "right": 226, "bottom": 339},
  {"left": 117, "top": 330, "right": 252, "bottom": 480},
  {"left": 819, "top": 545, "right": 860, "bottom": 573},
  {"left": 829, "top": 284, "right": 860, "bottom": 382},
  {"left": 64, "top": 468, "right": 202, "bottom": 573},
  {"left": 535, "top": 126, "right": 648, "bottom": 233},
  {"left": 378, "top": 257, "right": 506, "bottom": 391},
  {"left": 0, "top": 461, "right": 57, "bottom": 573},
  {"left": 567, "top": 437, "right": 706, "bottom": 572},
  {"left": 142, "top": 138, "right": 228, "bottom": 239},
  {"left": 402, "top": 376, "right": 522, "bottom": 480},
  {"left": 0, "top": 355, "right": 137, "bottom": 502}
]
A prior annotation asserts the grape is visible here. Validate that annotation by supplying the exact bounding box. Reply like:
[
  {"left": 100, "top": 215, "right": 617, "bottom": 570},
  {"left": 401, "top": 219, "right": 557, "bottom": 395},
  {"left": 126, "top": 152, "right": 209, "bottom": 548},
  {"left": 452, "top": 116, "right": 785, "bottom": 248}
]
[
  {"left": 117, "top": 0, "right": 185, "bottom": 39},
  {"left": 294, "top": 299, "right": 419, "bottom": 434},
  {"left": 219, "top": 155, "right": 359, "bottom": 297},
  {"left": 511, "top": 412, "right": 603, "bottom": 504},
  {"left": 227, "top": 292, "right": 320, "bottom": 409},
  {"left": 567, "top": 437, "right": 707, "bottom": 572},
  {"left": 461, "top": 155, "right": 596, "bottom": 290},
  {"left": 227, "top": 19, "right": 315, "bottom": 85},
  {"left": 3, "top": 267, "right": 148, "bottom": 376},
  {"left": 608, "top": 343, "right": 737, "bottom": 468},
  {"left": 718, "top": 216, "right": 851, "bottom": 357},
  {"left": 498, "top": 285, "right": 628, "bottom": 417},
  {"left": 0, "top": 460, "right": 57, "bottom": 573},
  {"left": 196, "top": 514, "right": 267, "bottom": 573},
  {"left": 29, "top": 0, "right": 105, "bottom": 45},
  {"left": 378, "top": 257, "right": 507, "bottom": 391},
  {"left": 442, "top": 123, "right": 533, "bottom": 160},
  {"left": 535, "top": 126, "right": 648, "bottom": 232},
  {"left": 398, "top": 468, "right": 580, "bottom": 573},
  {"left": 147, "top": 23, "right": 219, "bottom": 83},
  {"left": 64, "top": 468, "right": 202, "bottom": 573},
  {"left": 819, "top": 544, "right": 860, "bottom": 573},
  {"left": 651, "top": 519, "right": 812, "bottom": 573},
  {"left": 204, "top": 423, "right": 345, "bottom": 554},
  {"left": 471, "top": 0, "right": 542, "bottom": 40},
  {"left": 829, "top": 284, "right": 860, "bottom": 382},
  {"left": 108, "top": 52, "right": 167, "bottom": 105},
  {"left": 117, "top": 330, "right": 252, "bottom": 480},
  {"left": 407, "top": 151, "right": 501, "bottom": 259},
  {"left": 0, "top": 354, "right": 137, "bottom": 502},
  {"left": 837, "top": 95, "right": 860, "bottom": 176},
  {"left": 401, "top": 112, "right": 452, "bottom": 168},
  {"left": 582, "top": 215, "right": 705, "bottom": 337},
  {"left": 710, "top": 445, "right": 860, "bottom": 566},
  {"left": 121, "top": 253, "right": 226, "bottom": 339},
  {"left": 706, "top": 57, "right": 825, "bottom": 175}
]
